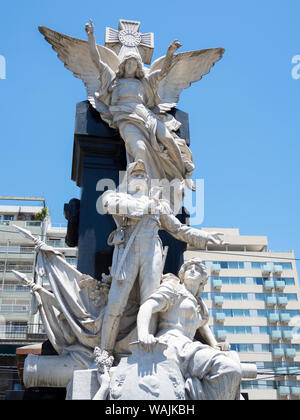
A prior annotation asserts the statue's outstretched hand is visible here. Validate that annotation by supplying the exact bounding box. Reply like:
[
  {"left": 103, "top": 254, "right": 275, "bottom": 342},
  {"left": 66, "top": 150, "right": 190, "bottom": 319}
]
[
  {"left": 138, "top": 333, "right": 158, "bottom": 352},
  {"left": 207, "top": 232, "right": 227, "bottom": 246},
  {"left": 11, "top": 270, "right": 34, "bottom": 288},
  {"left": 85, "top": 19, "right": 95, "bottom": 36},
  {"left": 168, "top": 39, "right": 182, "bottom": 53},
  {"left": 214, "top": 341, "right": 231, "bottom": 352}
]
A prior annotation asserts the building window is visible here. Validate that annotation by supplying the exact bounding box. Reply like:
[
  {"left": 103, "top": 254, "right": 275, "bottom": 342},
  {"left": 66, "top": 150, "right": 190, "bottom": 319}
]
[
  {"left": 2, "top": 215, "right": 14, "bottom": 221},
  {"left": 66, "top": 257, "right": 77, "bottom": 266},
  {"left": 251, "top": 262, "right": 292, "bottom": 270},
  {"left": 209, "top": 276, "right": 292, "bottom": 285},
  {"left": 46, "top": 238, "right": 66, "bottom": 247},
  {"left": 205, "top": 261, "right": 245, "bottom": 269}
]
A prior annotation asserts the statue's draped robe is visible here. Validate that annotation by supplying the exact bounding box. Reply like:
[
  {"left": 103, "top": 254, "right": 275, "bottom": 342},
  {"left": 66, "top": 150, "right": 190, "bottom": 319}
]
[
  {"left": 31, "top": 243, "right": 105, "bottom": 367},
  {"left": 98, "top": 67, "right": 194, "bottom": 192}
]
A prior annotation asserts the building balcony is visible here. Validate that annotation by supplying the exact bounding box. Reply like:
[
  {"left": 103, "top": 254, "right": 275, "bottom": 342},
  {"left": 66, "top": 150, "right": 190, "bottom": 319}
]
[
  {"left": 272, "top": 348, "right": 284, "bottom": 358},
  {"left": 0, "top": 248, "right": 35, "bottom": 257},
  {"left": 216, "top": 330, "right": 227, "bottom": 341},
  {"left": 285, "top": 348, "right": 296, "bottom": 359},
  {"left": 271, "top": 330, "right": 282, "bottom": 341},
  {"left": 282, "top": 330, "right": 293, "bottom": 341},
  {"left": 264, "top": 280, "right": 274, "bottom": 290},
  {"left": 268, "top": 313, "right": 279, "bottom": 324},
  {"left": 275, "top": 280, "right": 285, "bottom": 291},
  {"left": 280, "top": 313, "right": 291, "bottom": 324},
  {"left": 213, "top": 296, "right": 224, "bottom": 306},
  {"left": 278, "top": 386, "right": 290, "bottom": 397},
  {"left": 0, "top": 324, "right": 47, "bottom": 342},
  {"left": 277, "top": 297, "right": 288, "bottom": 307},
  {"left": 0, "top": 220, "right": 42, "bottom": 233},
  {"left": 0, "top": 304, "right": 29, "bottom": 313},
  {"left": 215, "top": 312, "right": 225, "bottom": 323},
  {"left": 0, "top": 287, "right": 30, "bottom": 298},
  {"left": 273, "top": 265, "right": 283, "bottom": 276},
  {"left": 262, "top": 264, "right": 273, "bottom": 275},
  {"left": 212, "top": 279, "right": 222, "bottom": 290},
  {"left": 266, "top": 296, "right": 277, "bottom": 307},
  {"left": 290, "top": 387, "right": 300, "bottom": 397},
  {"left": 211, "top": 264, "right": 221, "bottom": 274},
  {"left": 0, "top": 264, "right": 34, "bottom": 273}
]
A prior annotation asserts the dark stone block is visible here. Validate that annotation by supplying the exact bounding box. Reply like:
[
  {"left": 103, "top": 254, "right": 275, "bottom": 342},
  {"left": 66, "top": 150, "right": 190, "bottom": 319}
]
[
  {"left": 68, "top": 100, "right": 191, "bottom": 278},
  {"left": 41, "top": 340, "right": 58, "bottom": 356},
  {"left": 71, "top": 101, "right": 126, "bottom": 189},
  {"left": 71, "top": 102, "right": 126, "bottom": 278},
  {"left": 74, "top": 100, "right": 119, "bottom": 139},
  {"left": 64, "top": 198, "right": 80, "bottom": 247},
  {"left": 169, "top": 107, "right": 190, "bottom": 146},
  {"left": 94, "top": 248, "right": 114, "bottom": 280}
]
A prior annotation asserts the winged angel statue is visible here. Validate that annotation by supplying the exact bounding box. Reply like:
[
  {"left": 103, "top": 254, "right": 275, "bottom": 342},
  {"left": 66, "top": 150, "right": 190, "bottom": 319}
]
[{"left": 39, "top": 20, "right": 224, "bottom": 193}]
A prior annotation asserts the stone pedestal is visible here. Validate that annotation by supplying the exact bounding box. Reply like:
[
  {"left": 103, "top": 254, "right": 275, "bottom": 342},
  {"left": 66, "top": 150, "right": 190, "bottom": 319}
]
[{"left": 67, "top": 369, "right": 99, "bottom": 400}]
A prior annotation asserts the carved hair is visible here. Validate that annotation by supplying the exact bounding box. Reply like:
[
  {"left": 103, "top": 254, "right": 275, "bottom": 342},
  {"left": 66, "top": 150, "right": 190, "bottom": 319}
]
[{"left": 116, "top": 55, "right": 145, "bottom": 79}]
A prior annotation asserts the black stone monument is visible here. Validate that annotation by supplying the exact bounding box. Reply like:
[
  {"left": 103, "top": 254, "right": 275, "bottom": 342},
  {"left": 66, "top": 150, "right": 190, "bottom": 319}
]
[{"left": 65, "top": 100, "right": 190, "bottom": 279}]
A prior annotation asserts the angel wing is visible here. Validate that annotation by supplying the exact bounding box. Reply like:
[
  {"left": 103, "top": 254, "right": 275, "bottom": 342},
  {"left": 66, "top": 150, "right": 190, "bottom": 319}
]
[
  {"left": 38, "top": 26, "right": 120, "bottom": 116},
  {"left": 149, "top": 48, "right": 225, "bottom": 112}
]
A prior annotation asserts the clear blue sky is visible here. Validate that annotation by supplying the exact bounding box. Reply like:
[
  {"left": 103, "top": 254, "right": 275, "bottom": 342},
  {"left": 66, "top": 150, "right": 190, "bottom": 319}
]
[{"left": 0, "top": 1, "right": 299, "bottom": 269}]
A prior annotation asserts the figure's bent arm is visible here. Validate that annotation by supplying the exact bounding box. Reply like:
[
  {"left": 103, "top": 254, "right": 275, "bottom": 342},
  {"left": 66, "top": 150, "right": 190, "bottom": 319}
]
[
  {"left": 198, "top": 323, "right": 231, "bottom": 352},
  {"left": 85, "top": 19, "right": 110, "bottom": 74},
  {"left": 152, "top": 40, "right": 182, "bottom": 83},
  {"left": 137, "top": 298, "right": 164, "bottom": 344},
  {"left": 160, "top": 213, "right": 209, "bottom": 249},
  {"left": 101, "top": 191, "right": 150, "bottom": 218},
  {"left": 160, "top": 213, "right": 226, "bottom": 249},
  {"left": 161, "top": 40, "right": 180, "bottom": 78},
  {"left": 198, "top": 323, "right": 219, "bottom": 349}
]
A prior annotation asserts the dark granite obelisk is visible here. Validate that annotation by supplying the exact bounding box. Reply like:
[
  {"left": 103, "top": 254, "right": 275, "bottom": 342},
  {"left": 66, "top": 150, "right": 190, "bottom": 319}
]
[{"left": 65, "top": 100, "right": 190, "bottom": 279}]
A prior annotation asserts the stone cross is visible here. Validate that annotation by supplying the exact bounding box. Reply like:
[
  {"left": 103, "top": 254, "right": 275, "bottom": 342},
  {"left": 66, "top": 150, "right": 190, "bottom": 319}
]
[{"left": 105, "top": 19, "right": 154, "bottom": 64}]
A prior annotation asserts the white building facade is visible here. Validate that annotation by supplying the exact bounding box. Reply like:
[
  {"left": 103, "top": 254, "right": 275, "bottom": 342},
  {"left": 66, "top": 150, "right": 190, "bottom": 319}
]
[
  {"left": 0, "top": 201, "right": 77, "bottom": 344},
  {"left": 185, "top": 228, "right": 300, "bottom": 400}
]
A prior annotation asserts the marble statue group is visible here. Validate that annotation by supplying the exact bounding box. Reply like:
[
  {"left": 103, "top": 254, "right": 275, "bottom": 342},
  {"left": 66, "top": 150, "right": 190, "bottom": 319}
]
[{"left": 12, "top": 19, "right": 256, "bottom": 400}]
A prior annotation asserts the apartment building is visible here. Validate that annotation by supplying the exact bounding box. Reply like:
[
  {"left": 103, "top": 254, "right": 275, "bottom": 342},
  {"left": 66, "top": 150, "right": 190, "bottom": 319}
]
[
  {"left": 185, "top": 228, "right": 300, "bottom": 400},
  {"left": 0, "top": 198, "right": 77, "bottom": 398}
]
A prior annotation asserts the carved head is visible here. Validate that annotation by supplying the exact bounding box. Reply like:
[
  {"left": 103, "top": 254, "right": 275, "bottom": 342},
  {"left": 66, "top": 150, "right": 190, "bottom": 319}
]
[
  {"left": 116, "top": 53, "right": 145, "bottom": 79},
  {"left": 178, "top": 258, "right": 208, "bottom": 297},
  {"left": 127, "top": 160, "right": 149, "bottom": 195}
]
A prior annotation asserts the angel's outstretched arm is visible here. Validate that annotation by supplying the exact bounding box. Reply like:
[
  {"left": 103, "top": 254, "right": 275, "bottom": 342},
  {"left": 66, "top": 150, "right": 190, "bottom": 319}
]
[
  {"left": 157, "top": 40, "right": 182, "bottom": 81},
  {"left": 85, "top": 19, "right": 110, "bottom": 74}
]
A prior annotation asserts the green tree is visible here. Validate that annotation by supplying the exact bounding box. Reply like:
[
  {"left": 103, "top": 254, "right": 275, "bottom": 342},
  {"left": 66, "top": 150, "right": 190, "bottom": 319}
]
[{"left": 34, "top": 207, "right": 49, "bottom": 221}]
